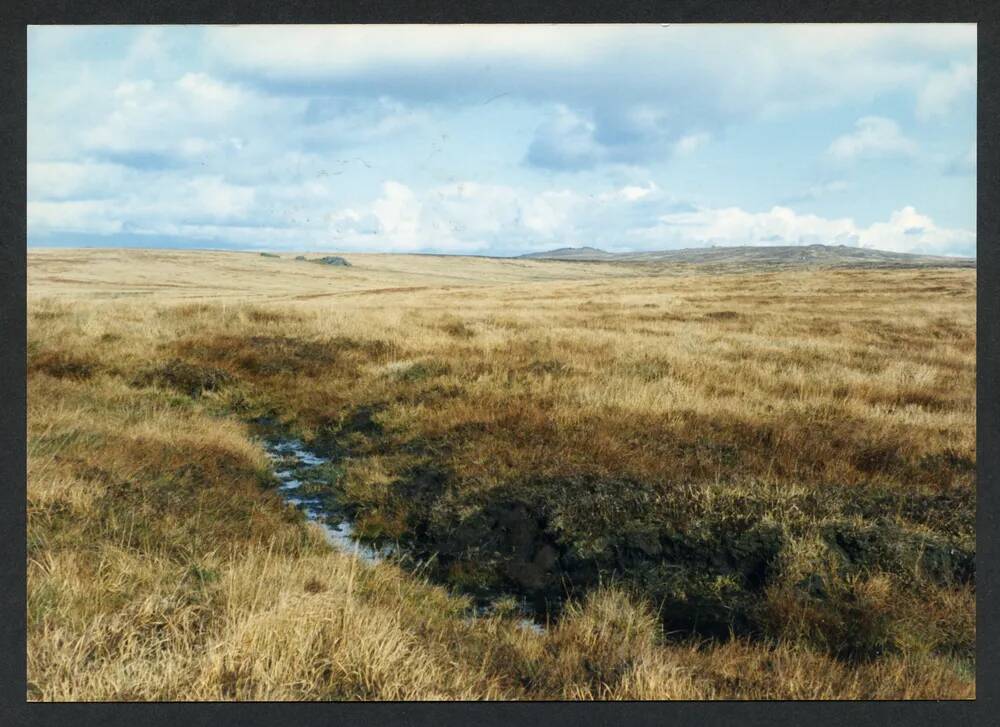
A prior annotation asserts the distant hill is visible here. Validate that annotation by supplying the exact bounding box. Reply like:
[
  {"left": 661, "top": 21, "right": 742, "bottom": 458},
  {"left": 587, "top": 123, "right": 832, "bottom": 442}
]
[
  {"left": 517, "top": 244, "right": 975, "bottom": 270},
  {"left": 518, "top": 246, "right": 619, "bottom": 261}
]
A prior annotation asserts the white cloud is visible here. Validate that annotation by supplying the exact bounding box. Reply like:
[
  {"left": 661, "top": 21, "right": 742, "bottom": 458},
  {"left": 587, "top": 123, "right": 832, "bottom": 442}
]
[
  {"left": 27, "top": 161, "right": 131, "bottom": 200},
  {"left": 206, "top": 25, "right": 602, "bottom": 79},
  {"left": 525, "top": 107, "right": 710, "bottom": 171},
  {"left": 598, "top": 181, "right": 660, "bottom": 202},
  {"left": 525, "top": 106, "right": 606, "bottom": 170},
  {"left": 175, "top": 72, "right": 248, "bottom": 116},
  {"left": 370, "top": 181, "right": 423, "bottom": 248},
  {"left": 96, "top": 73, "right": 302, "bottom": 161},
  {"left": 84, "top": 74, "right": 255, "bottom": 154},
  {"left": 28, "top": 172, "right": 259, "bottom": 236},
  {"left": 26, "top": 26, "right": 976, "bottom": 257},
  {"left": 328, "top": 181, "right": 521, "bottom": 252},
  {"left": 301, "top": 96, "right": 428, "bottom": 147},
  {"left": 30, "top": 169, "right": 972, "bottom": 258},
  {"left": 673, "top": 132, "right": 711, "bottom": 156},
  {"left": 522, "top": 190, "right": 577, "bottom": 237},
  {"left": 28, "top": 200, "right": 123, "bottom": 235},
  {"left": 827, "top": 116, "right": 917, "bottom": 161},
  {"left": 917, "top": 62, "right": 975, "bottom": 120},
  {"left": 638, "top": 205, "right": 858, "bottom": 247},
  {"left": 206, "top": 25, "right": 974, "bottom": 172},
  {"left": 184, "top": 176, "right": 256, "bottom": 220},
  {"left": 207, "top": 25, "right": 975, "bottom": 111},
  {"left": 860, "top": 205, "right": 974, "bottom": 255},
  {"left": 636, "top": 203, "right": 973, "bottom": 257}
]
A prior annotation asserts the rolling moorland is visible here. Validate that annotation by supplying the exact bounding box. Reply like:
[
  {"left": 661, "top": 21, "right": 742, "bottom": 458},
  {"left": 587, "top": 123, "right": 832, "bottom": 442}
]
[{"left": 27, "top": 246, "right": 975, "bottom": 700}]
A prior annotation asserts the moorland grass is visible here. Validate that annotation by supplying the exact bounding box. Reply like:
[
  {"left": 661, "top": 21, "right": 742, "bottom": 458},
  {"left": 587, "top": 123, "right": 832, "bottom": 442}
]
[{"left": 26, "top": 250, "right": 975, "bottom": 699}]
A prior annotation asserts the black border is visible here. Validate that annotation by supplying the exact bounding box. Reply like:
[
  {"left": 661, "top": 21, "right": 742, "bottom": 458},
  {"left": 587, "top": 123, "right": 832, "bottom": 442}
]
[
  {"left": 3, "top": 2, "right": 996, "bottom": 726},
  {"left": 4, "top": 2, "right": 988, "bottom": 24}
]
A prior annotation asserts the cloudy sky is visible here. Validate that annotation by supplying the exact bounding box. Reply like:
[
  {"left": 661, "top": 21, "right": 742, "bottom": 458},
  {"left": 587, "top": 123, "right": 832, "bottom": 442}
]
[{"left": 28, "top": 24, "right": 977, "bottom": 257}]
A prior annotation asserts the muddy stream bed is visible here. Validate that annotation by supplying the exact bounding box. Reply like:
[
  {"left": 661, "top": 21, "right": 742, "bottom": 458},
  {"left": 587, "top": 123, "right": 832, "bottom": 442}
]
[
  {"left": 265, "top": 436, "right": 390, "bottom": 563},
  {"left": 260, "top": 430, "right": 545, "bottom": 633}
]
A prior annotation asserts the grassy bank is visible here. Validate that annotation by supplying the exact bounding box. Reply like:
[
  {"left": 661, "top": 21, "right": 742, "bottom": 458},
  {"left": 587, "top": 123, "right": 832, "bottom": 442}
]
[{"left": 27, "top": 250, "right": 975, "bottom": 699}]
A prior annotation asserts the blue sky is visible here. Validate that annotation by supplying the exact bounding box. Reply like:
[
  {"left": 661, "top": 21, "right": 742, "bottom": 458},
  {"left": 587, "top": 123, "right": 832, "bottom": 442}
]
[{"left": 27, "top": 24, "right": 977, "bottom": 257}]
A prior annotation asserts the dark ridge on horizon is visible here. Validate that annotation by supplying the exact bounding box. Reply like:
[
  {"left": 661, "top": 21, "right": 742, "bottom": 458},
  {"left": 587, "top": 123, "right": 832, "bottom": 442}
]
[
  {"left": 515, "top": 243, "right": 976, "bottom": 269},
  {"left": 27, "top": 239, "right": 976, "bottom": 269}
]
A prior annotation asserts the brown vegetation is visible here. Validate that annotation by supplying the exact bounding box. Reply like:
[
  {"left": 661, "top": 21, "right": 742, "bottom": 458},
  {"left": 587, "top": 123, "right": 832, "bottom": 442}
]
[{"left": 27, "top": 249, "right": 975, "bottom": 700}]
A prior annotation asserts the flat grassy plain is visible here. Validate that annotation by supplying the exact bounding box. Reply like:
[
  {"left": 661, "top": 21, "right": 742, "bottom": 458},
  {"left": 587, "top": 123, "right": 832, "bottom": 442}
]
[{"left": 27, "top": 248, "right": 976, "bottom": 700}]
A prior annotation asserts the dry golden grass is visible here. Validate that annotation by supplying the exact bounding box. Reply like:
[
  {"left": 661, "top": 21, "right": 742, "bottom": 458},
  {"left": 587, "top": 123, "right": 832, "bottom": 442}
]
[{"left": 27, "top": 249, "right": 975, "bottom": 700}]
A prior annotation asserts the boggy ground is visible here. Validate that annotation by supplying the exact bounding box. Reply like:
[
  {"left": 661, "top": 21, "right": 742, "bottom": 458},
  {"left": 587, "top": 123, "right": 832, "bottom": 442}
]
[{"left": 27, "top": 249, "right": 975, "bottom": 699}]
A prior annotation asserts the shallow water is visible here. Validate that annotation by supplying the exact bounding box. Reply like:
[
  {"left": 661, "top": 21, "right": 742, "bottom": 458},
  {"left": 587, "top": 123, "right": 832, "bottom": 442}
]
[
  {"left": 262, "top": 433, "right": 546, "bottom": 632},
  {"left": 264, "top": 437, "right": 389, "bottom": 564}
]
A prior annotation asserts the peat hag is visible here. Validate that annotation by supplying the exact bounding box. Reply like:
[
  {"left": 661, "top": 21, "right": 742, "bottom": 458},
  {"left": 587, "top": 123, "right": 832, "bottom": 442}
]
[{"left": 250, "top": 406, "right": 974, "bottom": 654}]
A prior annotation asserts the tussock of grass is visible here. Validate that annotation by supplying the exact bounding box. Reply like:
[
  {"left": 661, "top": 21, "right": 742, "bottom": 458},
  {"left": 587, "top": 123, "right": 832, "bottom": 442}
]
[{"left": 27, "top": 251, "right": 975, "bottom": 700}]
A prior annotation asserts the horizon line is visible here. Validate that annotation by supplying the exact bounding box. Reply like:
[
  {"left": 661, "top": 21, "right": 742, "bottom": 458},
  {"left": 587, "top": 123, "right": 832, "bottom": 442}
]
[{"left": 26, "top": 241, "right": 978, "bottom": 260}]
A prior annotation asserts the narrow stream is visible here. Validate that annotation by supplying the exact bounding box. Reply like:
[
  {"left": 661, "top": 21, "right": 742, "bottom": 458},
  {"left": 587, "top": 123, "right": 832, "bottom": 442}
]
[
  {"left": 261, "top": 432, "right": 544, "bottom": 633},
  {"left": 264, "top": 437, "right": 391, "bottom": 564}
]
